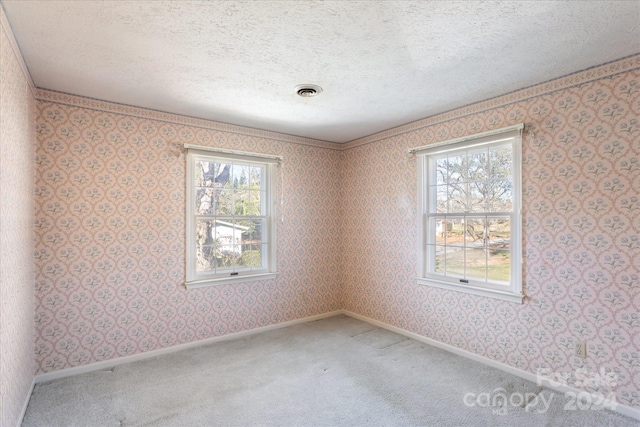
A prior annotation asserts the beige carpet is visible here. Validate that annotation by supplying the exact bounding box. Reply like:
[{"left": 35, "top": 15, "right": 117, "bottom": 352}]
[{"left": 23, "top": 315, "right": 637, "bottom": 426}]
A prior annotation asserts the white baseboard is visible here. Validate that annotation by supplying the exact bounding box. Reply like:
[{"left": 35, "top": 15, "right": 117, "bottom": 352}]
[
  {"left": 18, "top": 379, "right": 35, "bottom": 427},
  {"left": 35, "top": 310, "right": 342, "bottom": 384},
  {"left": 340, "top": 310, "right": 640, "bottom": 422}
]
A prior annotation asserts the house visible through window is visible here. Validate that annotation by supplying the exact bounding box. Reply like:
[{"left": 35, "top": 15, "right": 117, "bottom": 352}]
[
  {"left": 185, "top": 146, "right": 279, "bottom": 288},
  {"left": 413, "top": 124, "right": 524, "bottom": 303}
]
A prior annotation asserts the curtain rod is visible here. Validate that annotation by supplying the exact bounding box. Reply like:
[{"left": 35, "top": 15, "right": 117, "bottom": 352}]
[
  {"left": 407, "top": 123, "right": 525, "bottom": 156},
  {"left": 184, "top": 144, "right": 284, "bottom": 162}
]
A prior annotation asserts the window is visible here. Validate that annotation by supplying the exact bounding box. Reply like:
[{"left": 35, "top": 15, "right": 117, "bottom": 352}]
[
  {"left": 185, "top": 146, "right": 279, "bottom": 288},
  {"left": 413, "top": 124, "right": 524, "bottom": 303}
]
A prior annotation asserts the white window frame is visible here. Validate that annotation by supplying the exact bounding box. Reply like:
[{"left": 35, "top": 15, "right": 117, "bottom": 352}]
[
  {"left": 412, "top": 124, "right": 524, "bottom": 303},
  {"left": 185, "top": 145, "right": 279, "bottom": 289}
]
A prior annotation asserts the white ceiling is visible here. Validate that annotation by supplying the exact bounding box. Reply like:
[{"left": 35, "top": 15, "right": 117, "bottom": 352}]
[{"left": 3, "top": 1, "right": 639, "bottom": 143}]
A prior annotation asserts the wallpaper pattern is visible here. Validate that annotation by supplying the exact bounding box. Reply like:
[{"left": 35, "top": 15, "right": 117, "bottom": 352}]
[
  {"left": 341, "top": 69, "right": 640, "bottom": 407},
  {"left": 0, "top": 7, "right": 36, "bottom": 427},
  {"left": 35, "top": 89, "right": 339, "bottom": 151},
  {"left": 34, "top": 104, "right": 341, "bottom": 373},
  {"left": 32, "top": 56, "right": 640, "bottom": 412}
]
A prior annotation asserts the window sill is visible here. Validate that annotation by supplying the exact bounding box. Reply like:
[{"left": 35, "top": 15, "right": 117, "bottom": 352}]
[
  {"left": 185, "top": 272, "right": 278, "bottom": 289},
  {"left": 417, "top": 277, "right": 524, "bottom": 303}
]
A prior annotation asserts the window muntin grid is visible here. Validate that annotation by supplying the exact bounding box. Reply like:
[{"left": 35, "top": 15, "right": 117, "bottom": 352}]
[
  {"left": 426, "top": 142, "right": 513, "bottom": 287},
  {"left": 193, "top": 158, "right": 268, "bottom": 276}
]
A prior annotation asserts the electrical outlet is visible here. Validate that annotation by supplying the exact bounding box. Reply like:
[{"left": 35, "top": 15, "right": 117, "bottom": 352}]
[{"left": 574, "top": 342, "right": 587, "bottom": 358}]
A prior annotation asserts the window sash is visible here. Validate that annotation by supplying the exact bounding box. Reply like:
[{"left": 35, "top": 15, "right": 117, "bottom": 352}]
[
  {"left": 193, "top": 217, "right": 269, "bottom": 276},
  {"left": 425, "top": 213, "right": 514, "bottom": 287}
]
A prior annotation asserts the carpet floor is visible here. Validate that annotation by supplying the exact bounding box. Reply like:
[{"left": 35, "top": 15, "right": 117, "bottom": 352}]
[{"left": 23, "top": 315, "right": 638, "bottom": 426}]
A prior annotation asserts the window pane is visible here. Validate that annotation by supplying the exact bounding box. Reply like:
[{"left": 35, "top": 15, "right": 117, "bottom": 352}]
[
  {"left": 434, "top": 219, "right": 446, "bottom": 245},
  {"left": 488, "top": 145, "right": 511, "bottom": 213},
  {"left": 228, "top": 163, "right": 237, "bottom": 183},
  {"left": 257, "top": 190, "right": 266, "bottom": 215},
  {"left": 242, "top": 245, "right": 263, "bottom": 268},
  {"left": 195, "top": 219, "right": 252, "bottom": 272},
  {"left": 435, "top": 157, "right": 448, "bottom": 185},
  {"left": 447, "top": 154, "right": 465, "bottom": 183},
  {"left": 195, "top": 186, "right": 217, "bottom": 215},
  {"left": 464, "top": 218, "right": 486, "bottom": 247},
  {"left": 216, "top": 219, "right": 244, "bottom": 270},
  {"left": 448, "top": 218, "right": 465, "bottom": 246},
  {"left": 242, "top": 218, "right": 265, "bottom": 243},
  {"left": 214, "top": 220, "right": 240, "bottom": 249},
  {"left": 467, "top": 150, "right": 488, "bottom": 182},
  {"left": 436, "top": 185, "right": 448, "bottom": 212},
  {"left": 195, "top": 160, "right": 215, "bottom": 185},
  {"left": 489, "top": 178, "right": 512, "bottom": 212},
  {"left": 445, "top": 246, "right": 465, "bottom": 277},
  {"left": 243, "top": 219, "right": 266, "bottom": 269},
  {"left": 468, "top": 181, "right": 487, "bottom": 213},
  {"left": 195, "top": 161, "right": 220, "bottom": 215},
  {"left": 231, "top": 164, "right": 249, "bottom": 188},
  {"left": 464, "top": 247, "right": 487, "bottom": 281},
  {"left": 488, "top": 218, "right": 510, "bottom": 251},
  {"left": 199, "top": 161, "right": 231, "bottom": 186},
  {"left": 218, "top": 246, "right": 242, "bottom": 269},
  {"left": 249, "top": 166, "right": 263, "bottom": 187},
  {"left": 449, "top": 186, "right": 466, "bottom": 212},
  {"left": 195, "top": 220, "right": 217, "bottom": 273},
  {"left": 433, "top": 245, "right": 446, "bottom": 274},
  {"left": 195, "top": 245, "right": 216, "bottom": 273},
  {"left": 488, "top": 249, "right": 510, "bottom": 282},
  {"left": 233, "top": 190, "right": 251, "bottom": 215},
  {"left": 489, "top": 146, "right": 512, "bottom": 185},
  {"left": 215, "top": 189, "right": 234, "bottom": 215},
  {"left": 229, "top": 188, "right": 263, "bottom": 216}
]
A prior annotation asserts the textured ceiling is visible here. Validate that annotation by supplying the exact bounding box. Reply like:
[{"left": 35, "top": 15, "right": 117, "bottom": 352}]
[{"left": 2, "top": 1, "right": 639, "bottom": 143}]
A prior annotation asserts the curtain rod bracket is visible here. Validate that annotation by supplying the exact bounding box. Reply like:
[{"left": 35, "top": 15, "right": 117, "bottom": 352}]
[{"left": 523, "top": 123, "right": 534, "bottom": 139}]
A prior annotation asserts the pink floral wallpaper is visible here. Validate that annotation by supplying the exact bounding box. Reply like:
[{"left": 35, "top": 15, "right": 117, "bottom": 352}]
[
  {"left": 34, "top": 98, "right": 342, "bottom": 374},
  {"left": 0, "top": 6, "right": 36, "bottom": 427},
  {"left": 340, "top": 64, "right": 640, "bottom": 407}
]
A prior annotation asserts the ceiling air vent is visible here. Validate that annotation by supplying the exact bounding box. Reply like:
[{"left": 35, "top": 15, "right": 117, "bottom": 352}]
[{"left": 295, "top": 84, "right": 322, "bottom": 97}]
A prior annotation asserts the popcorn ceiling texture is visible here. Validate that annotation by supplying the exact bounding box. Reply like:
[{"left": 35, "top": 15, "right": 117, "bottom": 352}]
[
  {"left": 340, "top": 67, "right": 640, "bottom": 407},
  {"left": 5, "top": 1, "right": 638, "bottom": 143},
  {"left": 0, "top": 6, "right": 36, "bottom": 427}
]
